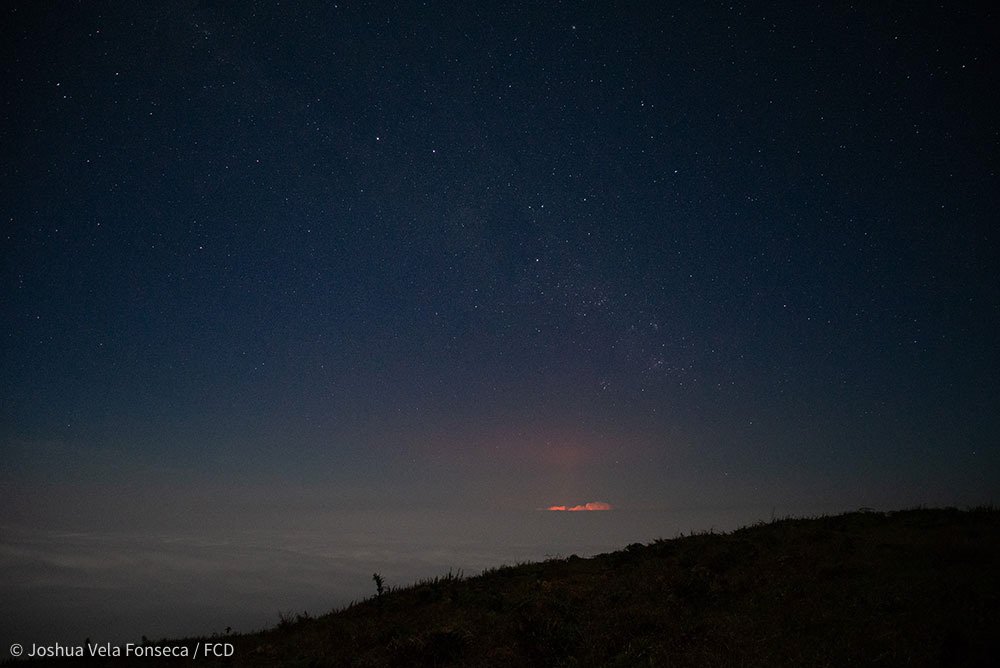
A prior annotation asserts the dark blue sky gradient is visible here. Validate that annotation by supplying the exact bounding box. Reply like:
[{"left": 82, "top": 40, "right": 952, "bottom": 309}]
[{"left": 4, "top": 1, "right": 999, "bottom": 522}]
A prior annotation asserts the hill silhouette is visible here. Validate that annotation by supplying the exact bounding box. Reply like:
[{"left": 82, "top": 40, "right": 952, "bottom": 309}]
[{"left": 15, "top": 507, "right": 1000, "bottom": 667}]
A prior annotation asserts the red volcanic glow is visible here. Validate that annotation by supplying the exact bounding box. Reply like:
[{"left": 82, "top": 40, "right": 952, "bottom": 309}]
[{"left": 547, "top": 502, "right": 613, "bottom": 512}]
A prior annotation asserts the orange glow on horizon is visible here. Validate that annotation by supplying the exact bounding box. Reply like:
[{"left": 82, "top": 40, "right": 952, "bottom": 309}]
[{"left": 547, "top": 501, "right": 613, "bottom": 512}]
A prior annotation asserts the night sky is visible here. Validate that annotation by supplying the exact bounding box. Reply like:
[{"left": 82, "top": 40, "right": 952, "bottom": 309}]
[{"left": 2, "top": 0, "right": 999, "bottom": 645}]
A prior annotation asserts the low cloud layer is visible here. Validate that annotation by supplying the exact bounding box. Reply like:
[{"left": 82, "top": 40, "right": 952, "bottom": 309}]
[{"left": 547, "top": 502, "right": 613, "bottom": 512}]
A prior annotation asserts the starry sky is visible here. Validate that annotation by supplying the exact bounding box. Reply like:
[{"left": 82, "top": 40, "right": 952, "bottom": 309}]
[{"left": 2, "top": 0, "right": 999, "bottom": 644}]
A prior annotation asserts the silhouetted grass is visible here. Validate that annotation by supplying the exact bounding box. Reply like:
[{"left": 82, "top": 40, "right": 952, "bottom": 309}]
[{"left": 15, "top": 507, "right": 1000, "bottom": 667}]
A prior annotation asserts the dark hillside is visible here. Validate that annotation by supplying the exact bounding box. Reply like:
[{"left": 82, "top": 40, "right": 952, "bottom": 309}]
[{"left": 16, "top": 508, "right": 1000, "bottom": 667}]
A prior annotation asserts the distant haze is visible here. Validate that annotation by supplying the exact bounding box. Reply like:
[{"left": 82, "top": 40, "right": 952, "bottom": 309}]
[{"left": 3, "top": 500, "right": 826, "bottom": 647}]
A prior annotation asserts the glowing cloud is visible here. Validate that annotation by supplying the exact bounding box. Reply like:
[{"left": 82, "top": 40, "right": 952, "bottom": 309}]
[{"left": 547, "top": 501, "right": 613, "bottom": 512}]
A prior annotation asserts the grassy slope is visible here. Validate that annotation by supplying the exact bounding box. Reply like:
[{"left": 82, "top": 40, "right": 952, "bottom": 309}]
[{"left": 20, "top": 508, "right": 1000, "bottom": 667}]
